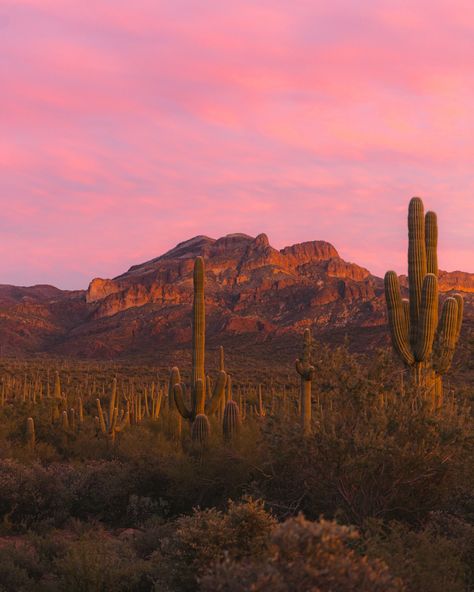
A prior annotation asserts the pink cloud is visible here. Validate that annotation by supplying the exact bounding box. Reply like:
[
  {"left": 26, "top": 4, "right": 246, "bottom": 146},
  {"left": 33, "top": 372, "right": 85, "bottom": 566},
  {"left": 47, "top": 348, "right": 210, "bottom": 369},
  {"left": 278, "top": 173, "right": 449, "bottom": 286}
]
[{"left": 0, "top": 1, "right": 473, "bottom": 289}]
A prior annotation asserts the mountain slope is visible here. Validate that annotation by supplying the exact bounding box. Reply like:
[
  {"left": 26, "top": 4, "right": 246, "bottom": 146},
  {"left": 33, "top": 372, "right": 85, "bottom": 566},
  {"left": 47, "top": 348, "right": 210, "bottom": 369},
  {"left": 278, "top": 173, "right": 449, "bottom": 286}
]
[{"left": 0, "top": 233, "right": 472, "bottom": 359}]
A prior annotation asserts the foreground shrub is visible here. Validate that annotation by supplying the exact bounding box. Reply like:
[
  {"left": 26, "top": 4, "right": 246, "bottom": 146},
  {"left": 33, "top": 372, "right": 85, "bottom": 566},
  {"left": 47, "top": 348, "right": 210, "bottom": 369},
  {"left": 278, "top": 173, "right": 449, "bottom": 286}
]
[
  {"left": 0, "top": 545, "right": 41, "bottom": 591},
  {"left": 0, "top": 461, "right": 75, "bottom": 529},
  {"left": 154, "top": 498, "right": 275, "bottom": 592},
  {"left": 364, "top": 518, "right": 469, "bottom": 592},
  {"left": 201, "top": 515, "right": 404, "bottom": 592},
  {"left": 52, "top": 532, "right": 150, "bottom": 592}
]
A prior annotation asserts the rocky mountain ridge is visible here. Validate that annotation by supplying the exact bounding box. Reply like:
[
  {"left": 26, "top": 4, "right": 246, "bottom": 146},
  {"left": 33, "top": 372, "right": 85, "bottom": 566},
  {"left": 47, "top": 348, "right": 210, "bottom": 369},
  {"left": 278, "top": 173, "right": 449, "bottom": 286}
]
[{"left": 0, "top": 233, "right": 472, "bottom": 358}]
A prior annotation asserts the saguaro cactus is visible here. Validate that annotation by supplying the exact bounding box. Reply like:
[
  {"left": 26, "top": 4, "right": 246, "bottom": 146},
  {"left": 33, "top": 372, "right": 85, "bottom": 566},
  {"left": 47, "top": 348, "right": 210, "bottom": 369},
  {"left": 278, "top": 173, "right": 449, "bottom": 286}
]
[
  {"left": 296, "top": 328, "right": 315, "bottom": 435},
  {"left": 173, "top": 257, "right": 227, "bottom": 433},
  {"left": 384, "top": 197, "right": 463, "bottom": 399},
  {"left": 96, "top": 378, "right": 129, "bottom": 442},
  {"left": 167, "top": 366, "right": 182, "bottom": 440},
  {"left": 223, "top": 400, "right": 241, "bottom": 442},
  {"left": 192, "top": 256, "right": 206, "bottom": 396}
]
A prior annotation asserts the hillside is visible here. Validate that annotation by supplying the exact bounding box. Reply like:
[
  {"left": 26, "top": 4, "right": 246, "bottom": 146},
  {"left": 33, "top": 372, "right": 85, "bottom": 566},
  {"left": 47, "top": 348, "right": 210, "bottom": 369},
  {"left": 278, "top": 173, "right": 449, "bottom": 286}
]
[{"left": 0, "top": 233, "right": 472, "bottom": 359}]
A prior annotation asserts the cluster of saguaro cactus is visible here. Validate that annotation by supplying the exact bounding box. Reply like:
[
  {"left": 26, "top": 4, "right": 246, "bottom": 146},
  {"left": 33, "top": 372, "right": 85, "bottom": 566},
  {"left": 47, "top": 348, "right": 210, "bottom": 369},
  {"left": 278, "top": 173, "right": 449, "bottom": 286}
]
[
  {"left": 172, "top": 257, "right": 227, "bottom": 445},
  {"left": 5, "top": 214, "right": 466, "bottom": 459},
  {"left": 96, "top": 378, "right": 130, "bottom": 443},
  {"left": 296, "top": 328, "right": 315, "bottom": 435},
  {"left": 384, "top": 197, "right": 463, "bottom": 402}
]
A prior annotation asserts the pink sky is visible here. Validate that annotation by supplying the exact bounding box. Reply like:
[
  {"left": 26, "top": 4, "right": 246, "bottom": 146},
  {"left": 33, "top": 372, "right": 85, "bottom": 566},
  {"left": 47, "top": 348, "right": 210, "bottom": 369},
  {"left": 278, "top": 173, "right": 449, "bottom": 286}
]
[{"left": 1, "top": 1, "right": 473, "bottom": 289}]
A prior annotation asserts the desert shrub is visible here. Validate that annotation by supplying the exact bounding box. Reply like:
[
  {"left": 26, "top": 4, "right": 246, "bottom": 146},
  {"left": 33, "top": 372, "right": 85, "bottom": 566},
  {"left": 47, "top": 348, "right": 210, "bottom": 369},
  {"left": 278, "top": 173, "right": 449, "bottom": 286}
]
[
  {"left": 0, "top": 529, "right": 153, "bottom": 592},
  {"left": 154, "top": 498, "right": 275, "bottom": 592},
  {"left": 0, "top": 461, "right": 75, "bottom": 529},
  {"left": 201, "top": 514, "right": 404, "bottom": 592},
  {"left": 70, "top": 460, "right": 138, "bottom": 524},
  {"left": 364, "top": 519, "right": 468, "bottom": 592},
  {"left": 0, "top": 544, "right": 43, "bottom": 591},
  {"left": 257, "top": 347, "right": 472, "bottom": 523},
  {"left": 51, "top": 532, "right": 151, "bottom": 592},
  {"left": 133, "top": 517, "right": 167, "bottom": 559},
  {"left": 161, "top": 421, "right": 264, "bottom": 514}
]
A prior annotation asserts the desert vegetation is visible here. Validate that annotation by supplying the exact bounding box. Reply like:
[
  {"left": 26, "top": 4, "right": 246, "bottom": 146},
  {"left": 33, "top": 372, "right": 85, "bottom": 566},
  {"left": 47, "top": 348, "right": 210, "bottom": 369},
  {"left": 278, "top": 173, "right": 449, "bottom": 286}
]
[{"left": 0, "top": 198, "right": 471, "bottom": 591}]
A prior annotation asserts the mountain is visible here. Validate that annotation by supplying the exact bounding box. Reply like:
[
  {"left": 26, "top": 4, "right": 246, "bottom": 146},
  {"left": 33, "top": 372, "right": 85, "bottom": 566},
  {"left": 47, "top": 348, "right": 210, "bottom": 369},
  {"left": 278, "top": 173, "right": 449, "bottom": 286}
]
[{"left": 0, "top": 233, "right": 472, "bottom": 359}]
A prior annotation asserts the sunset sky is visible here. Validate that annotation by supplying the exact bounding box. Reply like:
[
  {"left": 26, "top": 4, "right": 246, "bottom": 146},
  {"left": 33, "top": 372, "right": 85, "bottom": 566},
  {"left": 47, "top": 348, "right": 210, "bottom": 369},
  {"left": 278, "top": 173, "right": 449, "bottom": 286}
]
[{"left": 1, "top": 0, "right": 473, "bottom": 289}]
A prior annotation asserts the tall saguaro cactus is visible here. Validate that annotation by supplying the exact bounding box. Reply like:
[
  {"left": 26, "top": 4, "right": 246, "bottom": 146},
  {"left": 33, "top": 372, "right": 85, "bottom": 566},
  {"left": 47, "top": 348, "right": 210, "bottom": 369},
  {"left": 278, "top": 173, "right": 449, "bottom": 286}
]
[
  {"left": 192, "top": 256, "right": 206, "bottom": 396},
  {"left": 384, "top": 197, "right": 463, "bottom": 399},
  {"left": 173, "top": 257, "right": 227, "bottom": 432},
  {"left": 296, "top": 328, "right": 315, "bottom": 435}
]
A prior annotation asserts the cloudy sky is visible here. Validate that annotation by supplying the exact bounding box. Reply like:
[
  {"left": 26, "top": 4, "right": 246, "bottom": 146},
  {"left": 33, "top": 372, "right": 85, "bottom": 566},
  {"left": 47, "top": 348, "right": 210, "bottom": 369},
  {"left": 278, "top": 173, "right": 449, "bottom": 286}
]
[{"left": 1, "top": 0, "right": 473, "bottom": 288}]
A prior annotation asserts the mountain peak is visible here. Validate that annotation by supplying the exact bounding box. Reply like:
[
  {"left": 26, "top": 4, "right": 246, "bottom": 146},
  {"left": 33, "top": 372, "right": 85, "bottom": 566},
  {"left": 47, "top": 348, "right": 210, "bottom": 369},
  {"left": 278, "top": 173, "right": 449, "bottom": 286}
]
[{"left": 1, "top": 230, "right": 472, "bottom": 358}]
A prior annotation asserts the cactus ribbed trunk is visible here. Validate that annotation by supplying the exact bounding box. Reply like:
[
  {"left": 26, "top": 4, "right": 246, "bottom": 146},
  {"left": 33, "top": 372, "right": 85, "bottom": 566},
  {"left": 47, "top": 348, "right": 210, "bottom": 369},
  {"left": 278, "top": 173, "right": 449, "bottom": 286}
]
[
  {"left": 173, "top": 257, "right": 227, "bottom": 431},
  {"left": 408, "top": 197, "right": 427, "bottom": 346},
  {"left": 296, "top": 328, "right": 314, "bottom": 436},
  {"left": 301, "top": 380, "right": 311, "bottom": 435},
  {"left": 192, "top": 256, "right": 206, "bottom": 400},
  {"left": 223, "top": 400, "right": 240, "bottom": 442},
  {"left": 192, "top": 413, "right": 210, "bottom": 446}
]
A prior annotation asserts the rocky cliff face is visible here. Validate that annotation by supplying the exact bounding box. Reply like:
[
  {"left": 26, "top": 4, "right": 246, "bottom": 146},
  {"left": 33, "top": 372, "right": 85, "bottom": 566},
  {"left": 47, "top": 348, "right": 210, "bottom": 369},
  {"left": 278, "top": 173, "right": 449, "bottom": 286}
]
[
  {"left": 85, "top": 233, "right": 374, "bottom": 321},
  {"left": 0, "top": 233, "right": 472, "bottom": 358}
]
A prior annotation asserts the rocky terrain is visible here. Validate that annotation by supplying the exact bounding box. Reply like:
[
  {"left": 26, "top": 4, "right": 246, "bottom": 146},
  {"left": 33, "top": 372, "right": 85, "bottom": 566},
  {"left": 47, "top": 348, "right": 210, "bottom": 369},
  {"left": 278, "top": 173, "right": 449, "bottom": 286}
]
[{"left": 0, "top": 233, "right": 472, "bottom": 359}]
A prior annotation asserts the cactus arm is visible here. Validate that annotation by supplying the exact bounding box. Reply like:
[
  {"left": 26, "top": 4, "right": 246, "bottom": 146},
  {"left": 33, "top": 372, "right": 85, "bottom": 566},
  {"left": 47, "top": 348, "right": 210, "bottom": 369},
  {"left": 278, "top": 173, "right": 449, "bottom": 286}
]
[
  {"left": 257, "top": 384, "right": 266, "bottom": 417},
  {"left": 110, "top": 407, "right": 118, "bottom": 433},
  {"left": 408, "top": 197, "right": 427, "bottom": 342},
  {"left": 402, "top": 298, "right": 410, "bottom": 337},
  {"left": 54, "top": 372, "right": 61, "bottom": 398},
  {"left": 115, "top": 406, "right": 130, "bottom": 433},
  {"left": 425, "top": 211, "right": 438, "bottom": 275},
  {"left": 168, "top": 367, "right": 181, "bottom": 411},
  {"left": 384, "top": 271, "right": 415, "bottom": 365},
  {"left": 154, "top": 389, "right": 163, "bottom": 419},
  {"left": 453, "top": 293, "right": 464, "bottom": 342},
  {"left": 108, "top": 378, "right": 117, "bottom": 425},
  {"left": 433, "top": 297, "right": 458, "bottom": 374},
  {"left": 295, "top": 359, "right": 314, "bottom": 380},
  {"left": 414, "top": 273, "right": 438, "bottom": 362},
  {"left": 205, "top": 370, "right": 227, "bottom": 416},
  {"left": 96, "top": 398, "right": 107, "bottom": 433},
  {"left": 174, "top": 383, "right": 192, "bottom": 420},
  {"left": 144, "top": 388, "right": 150, "bottom": 417},
  {"left": 225, "top": 374, "right": 232, "bottom": 403}
]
